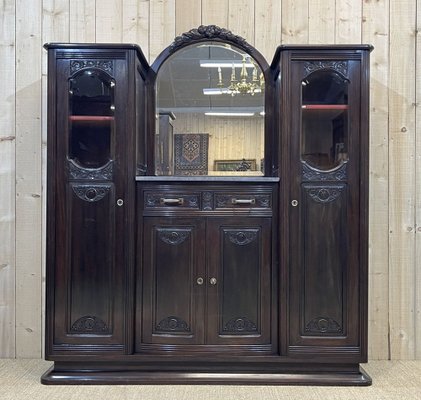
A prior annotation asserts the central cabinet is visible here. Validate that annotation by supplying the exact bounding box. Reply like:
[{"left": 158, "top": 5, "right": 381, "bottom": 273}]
[
  {"left": 43, "top": 25, "right": 372, "bottom": 385},
  {"left": 138, "top": 184, "right": 275, "bottom": 352}
]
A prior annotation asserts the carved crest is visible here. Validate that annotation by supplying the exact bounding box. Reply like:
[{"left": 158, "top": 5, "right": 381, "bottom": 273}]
[
  {"left": 158, "top": 229, "right": 190, "bottom": 245},
  {"left": 169, "top": 25, "right": 253, "bottom": 53},
  {"left": 72, "top": 184, "right": 111, "bottom": 202},
  {"left": 227, "top": 230, "right": 258, "bottom": 246},
  {"left": 304, "top": 61, "right": 348, "bottom": 77},
  {"left": 305, "top": 317, "right": 342, "bottom": 334},
  {"left": 302, "top": 161, "right": 347, "bottom": 182},
  {"left": 156, "top": 316, "right": 190, "bottom": 332},
  {"left": 71, "top": 316, "right": 108, "bottom": 333},
  {"left": 68, "top": 159, "right": 113, "bottom": 181},
  {"left": 70, "top": 59, "right": 113, "bottom": 75},
  {"left": 223, "top": 317, "right": 257, "bottom": 333},
  {"left": 305, "top": 185, "right": 345, "bottom": 203}
]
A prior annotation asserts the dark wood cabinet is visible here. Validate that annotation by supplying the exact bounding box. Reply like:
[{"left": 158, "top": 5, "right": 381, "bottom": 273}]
[
  {"left": 138, "top": 185, "right": 274, "bottom": 353},
  {"left": 42, "top": 27, "right": 372, "bottom": 385}
]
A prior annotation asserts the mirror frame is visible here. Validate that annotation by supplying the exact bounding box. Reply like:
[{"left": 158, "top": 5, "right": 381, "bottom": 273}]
[{"left": 145, "top": 25, "right": 276, "bottom": 177}]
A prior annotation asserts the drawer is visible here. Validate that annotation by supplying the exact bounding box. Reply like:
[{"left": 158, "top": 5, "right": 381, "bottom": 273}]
[
  {"left": 214, "top": 192, "right": 272, "bottom": 210},
  {"left": 144, "top": 191, "right": 200, "bottom": 209}
]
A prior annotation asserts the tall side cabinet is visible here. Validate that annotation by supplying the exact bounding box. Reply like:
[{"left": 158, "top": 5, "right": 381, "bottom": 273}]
[{"left": 42, "top": 28, "right": 372, "bottom": 385}]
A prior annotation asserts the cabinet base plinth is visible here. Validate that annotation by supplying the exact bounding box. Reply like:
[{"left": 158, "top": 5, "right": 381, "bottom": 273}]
[{"left": 41, "top": 365, "right": 372, "bottom": 386}]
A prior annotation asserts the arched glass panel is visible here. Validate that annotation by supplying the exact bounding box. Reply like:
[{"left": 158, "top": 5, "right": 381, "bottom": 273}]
[
  {"left": 155, "top": 42, "right": 265, "bottom": 176},
  {"left": 69, "top": 70, "right": 115, "bottom": 168},
  {"left": 301, "top": 70, "right": 349, "bottom": 170}
]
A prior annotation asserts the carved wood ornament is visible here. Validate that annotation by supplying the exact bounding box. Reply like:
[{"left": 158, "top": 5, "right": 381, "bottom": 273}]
[{"left": 169, "top": 25, "right": 253, "bottom": 53}]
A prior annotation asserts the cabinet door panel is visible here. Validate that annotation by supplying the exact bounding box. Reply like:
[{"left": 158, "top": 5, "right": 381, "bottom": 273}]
[
  {"left": 207, "top": 218, "right": 272, "bottom": 346},
  {"left": 300, "top": 183, "right": 347, "bottom": 337},
  {"left": 288, "top": 59, "right": 361, "bottom": 350},
  {"left": 141, "top": 218, "right": 205, "bottom": 345},
  {"left": 68, "top": 183, "right": 115, "bottom": 334}
]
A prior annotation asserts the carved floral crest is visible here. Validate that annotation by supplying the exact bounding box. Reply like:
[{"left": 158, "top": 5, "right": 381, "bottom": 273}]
[{"left": 169, "top": 25, "right": 253, "bottom": 53}]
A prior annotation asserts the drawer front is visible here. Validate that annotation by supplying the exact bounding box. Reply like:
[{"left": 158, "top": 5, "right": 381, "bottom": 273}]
[
  {"left": 144, "top": 191, "right": 201, "bottom": 210},
  {"left": 214, "top": 192, "right": 272, "bottom": 210}
]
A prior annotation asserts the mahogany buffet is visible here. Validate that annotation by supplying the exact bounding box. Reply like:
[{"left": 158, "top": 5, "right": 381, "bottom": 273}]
[{"left": 42, "top": 25, "right": 373, "bottom": 385}]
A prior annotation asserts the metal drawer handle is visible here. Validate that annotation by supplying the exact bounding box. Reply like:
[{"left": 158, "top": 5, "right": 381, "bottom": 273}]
[
  {"left": 160, "top": 197, "right": 184, "bottom": 206},
  {"left": 231, "top": 198, "right": 256, "bottom": 205}
]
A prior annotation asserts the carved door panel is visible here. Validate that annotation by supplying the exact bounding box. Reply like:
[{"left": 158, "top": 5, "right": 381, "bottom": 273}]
[
  {"left": 206, "top": 218, "right": 272, "bottom": 346},
  {"left": 141, "top": 217, "right": 206, "bottom": 345},
  {"left": 51, "top": 53, "right": 131, "bottom": 352},
  {"left": 288, "top": 58, "right": 361, "bottom": 351}
]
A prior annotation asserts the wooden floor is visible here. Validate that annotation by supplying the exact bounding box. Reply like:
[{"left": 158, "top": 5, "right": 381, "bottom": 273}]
[{"left": 1, "top": 360, "right": 421, "bottom": 399}]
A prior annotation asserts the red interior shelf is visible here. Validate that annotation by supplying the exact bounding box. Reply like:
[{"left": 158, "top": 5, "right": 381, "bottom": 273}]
[
  {"left": 69, "top": 115, "right": 114, "bottom": 121},
  {"left": 301, "top": 104, "right": 348, "bottom": 110}
]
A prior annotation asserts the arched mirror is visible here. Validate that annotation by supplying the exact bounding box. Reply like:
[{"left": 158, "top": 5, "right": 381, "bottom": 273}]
[
  {"left": 154, "top": 41, "right": 265, "bottom": 176},
  {"left": 301, "top": 69, "right": 349, "bottom": 170}
]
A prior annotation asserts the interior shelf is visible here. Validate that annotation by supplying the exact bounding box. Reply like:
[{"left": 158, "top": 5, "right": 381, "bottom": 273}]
[
  {"left": 301, "top": 104, "right": 348, "bottom": 110},
  {"left": 70, "top": 115, "right": 114, "bottom": 121}
]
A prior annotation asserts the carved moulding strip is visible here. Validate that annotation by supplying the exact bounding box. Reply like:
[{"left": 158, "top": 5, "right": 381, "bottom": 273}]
[
  {"left": 70, "top": 59, "right": 113, "bottom": 74},
  {"left": 72, "top": 184, "right": 111, "bottom": 202},
  {"left": 156, "top": 316, "right": 190, "bottom": 332},
  {"left": 70, "top": 316, "right": 108, "bottom": 333},
  {"left": 223, "top": 317, "right": 257, "bottom": 333},
  {"left": 227, "top": 230, "right": 258, "bottom": 246},
  {"left": 157, "top": 229, "right": 190, "bottom": 246},
  {"left": 68, "top": 159, "right": 113, "bottom": 181},
  {"left": 305, "top": 185, "right": 345, "bottom": 203},
  {"left": 304, "top": 60, "right": 348, "bottom": 77},
  {"left": 302, "top": 161, "right": 347, "bottom": 182},
  {"left": 305, "top": 317, "right": 342, "bottom": 334},
  {"left": 202, "top": 191, "right": 213, "bottom": 210},
  {"left": 169, "top": 25, "right": 253, "bottom": 53}
]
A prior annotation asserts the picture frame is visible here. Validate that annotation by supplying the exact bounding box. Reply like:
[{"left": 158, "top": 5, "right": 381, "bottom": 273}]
[{"left": 214, "top": 159, "right": 257, "bottom": 172}]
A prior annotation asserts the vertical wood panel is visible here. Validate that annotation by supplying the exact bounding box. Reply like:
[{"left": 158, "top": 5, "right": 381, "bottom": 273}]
[
  {"left": 228, "top": 0, "right": 255, "bottom": 44},
  {"left": 362, "top": 0, "right": 390, "bottom": 360},
  {"left": 254, "top": 0, "right": 282, "bottom": 62},
  {"left": 281, "top": 0, "right": 309, "bottom": 44},
  {"left": 69, "top": 0, "right": 96, "bottom": 42},
  {"left": 416, "top": 0, "right": 421, "bottom": 360},
  {"left": 388, "top": 0, "right": 417, "bottom": 360},
  {"left": 336, "top": 0, "right": 362, "bottom": 44},
  {"left": 308, "top": 0, "right": 336, "bottom": 44},
  {"left": 122, "top": 0, "right": 150, "bottom": 60},
  {"left": 0, "top": 0, "right": 16, "bottom": 358},
  {"left": 175, "top": 0, "right": 201, "bottom": 35},
  {"left": 149, "top": 0, "right": 176, "bottom": 62},
  {"left": 96, "top": 0, "right": 123, "bottom": 42},
  {"left": 15, "top": 0, "right": 42, "bottom": 358},
  {"left": 42, "top": 0, "right": 70, "bottom": 360},
  {"left": 201, "top": 0, "right": 229, "bottom": 27}
]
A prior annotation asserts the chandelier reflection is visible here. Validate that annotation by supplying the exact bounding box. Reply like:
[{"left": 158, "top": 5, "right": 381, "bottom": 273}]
[{"left": 204, "top": 57, "right": 264, "bottom": 96}]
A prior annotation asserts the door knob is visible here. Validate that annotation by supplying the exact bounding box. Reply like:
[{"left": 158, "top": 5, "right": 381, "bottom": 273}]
[
  {"left": 196, "top": 277, "right": 204, "bottom": 285},
  {"left": 291, "top": 199, "right": 298, "bottom": 207},
  {"left": 209, "top": 277, "right": 217, "bottom": 285}
]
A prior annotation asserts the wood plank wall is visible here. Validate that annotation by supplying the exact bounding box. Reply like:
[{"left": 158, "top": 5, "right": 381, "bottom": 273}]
[{"left": 0, "top": 0, "right": 420, "bottom": 360}]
